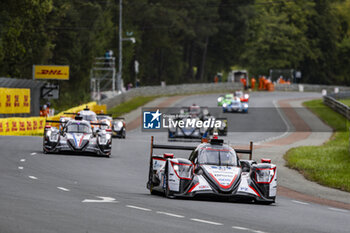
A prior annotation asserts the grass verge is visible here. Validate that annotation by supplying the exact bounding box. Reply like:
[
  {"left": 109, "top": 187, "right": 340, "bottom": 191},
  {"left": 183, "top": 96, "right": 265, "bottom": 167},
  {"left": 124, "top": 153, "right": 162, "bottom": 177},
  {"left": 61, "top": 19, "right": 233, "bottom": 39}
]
[
  {"left": 339, "top": 98, "right": 350, "bottom": 106},
  {"left": 284, "top": 99, "right": 350, "bottom": 192},
  {"left": 107, "top": 96, "right": 158, "bottom": 118}
]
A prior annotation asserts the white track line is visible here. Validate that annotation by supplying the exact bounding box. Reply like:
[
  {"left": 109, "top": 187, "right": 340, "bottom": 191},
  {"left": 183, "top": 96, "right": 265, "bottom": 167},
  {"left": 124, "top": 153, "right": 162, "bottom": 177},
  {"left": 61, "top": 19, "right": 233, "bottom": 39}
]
[
  {"left": 328, "top": 207, "right": 348, "bottom": 213},
  {"left": 57, "top": 187, "right": 70, "bottom": 192},
  {"left": 28, "top": 176, "right": 38, "bottom": 180},
  {"left": 18, "top": 166, "right": 23, "bottom": 170},
  {"left": 255, "top": 100, "right": 290, "bottom": 145},
  {"left": 232, "top": 226, "right": 268, "bottom": 233},
  {"left": 126, "top": 205, "right": 152, "bottom": 211},
  {"left": 30, "top": 152, "right": 37, "bottom": 155},
  {"left": 292, "top": 200, "right": 309, "bottom": 205},
  {"left": 232, "top": 226, "right": 250, "bottom": 231},
  {"left": 156, "top": 211, "right": 184, "bottom": 218},
  {"left": 190, "top": 218, "right": 223, "bottom": 225},
  {"left": 20, "top": 159, "right": 26, "bottom": 162}
]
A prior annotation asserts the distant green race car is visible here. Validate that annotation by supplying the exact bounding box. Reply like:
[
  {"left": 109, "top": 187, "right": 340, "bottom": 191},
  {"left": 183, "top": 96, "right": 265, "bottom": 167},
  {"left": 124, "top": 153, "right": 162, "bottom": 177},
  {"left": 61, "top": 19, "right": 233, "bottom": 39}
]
[{"left": 217, "top": 94, "right": 234, "bottom": 106}]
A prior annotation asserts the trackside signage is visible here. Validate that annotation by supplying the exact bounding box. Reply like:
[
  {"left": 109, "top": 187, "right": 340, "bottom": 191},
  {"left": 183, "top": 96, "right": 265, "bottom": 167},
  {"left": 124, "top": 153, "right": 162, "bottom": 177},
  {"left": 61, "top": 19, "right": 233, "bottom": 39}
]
[{"left": 33, "top": 65, "right": 70, "bottom": 80}]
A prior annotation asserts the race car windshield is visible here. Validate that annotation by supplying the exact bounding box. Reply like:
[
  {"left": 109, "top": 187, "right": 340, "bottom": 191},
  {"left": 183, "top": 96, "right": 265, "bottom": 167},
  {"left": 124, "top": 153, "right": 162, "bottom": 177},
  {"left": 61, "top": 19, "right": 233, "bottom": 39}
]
[
  {"left": 198, "top": 149, "right": 237, "bottom": 166},
  {"left": 67, "top": 124, "right": 92, "bottom": 133},
  {"left": 189, "top": 107, "right": 201, "bottom": 115},
  {"left": 82, "top": 114, "right": 97, "bottom": 122},
  {"left": 97, "top": 116, "right": 107, "bottom": 120},
  {"left": 235, "top": 92, "right": 243, "bottom": 98}
]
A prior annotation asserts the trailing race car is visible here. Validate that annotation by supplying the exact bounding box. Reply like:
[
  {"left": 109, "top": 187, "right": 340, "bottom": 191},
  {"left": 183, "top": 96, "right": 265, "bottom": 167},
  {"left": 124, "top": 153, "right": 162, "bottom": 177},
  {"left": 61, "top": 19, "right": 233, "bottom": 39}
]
[
  {"left": 222, "top": 95, "right": 248, "bottom": 113},
  {"left": 96, "top": 115, "right": 126, "bottom": 138},
  {"left": 147, "top": 136, "right": 277, "bottom": 204},
  {"left": 43, "top": 116, "right": 112, "bottom": 157}
]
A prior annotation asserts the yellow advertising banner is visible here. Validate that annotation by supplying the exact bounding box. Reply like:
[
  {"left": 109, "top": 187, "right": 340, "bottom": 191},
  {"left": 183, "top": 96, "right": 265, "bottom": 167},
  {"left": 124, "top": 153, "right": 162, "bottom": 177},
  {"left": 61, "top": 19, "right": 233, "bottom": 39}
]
[
  {"left": 0, "top": 88, "right": 30, "bottom": 114},
  {"left": 0, "top": 102, "right": 108, "bottom": 136},
  {"left": 33, "top": 65, "right": 69, "bottom": 80},
  {"left": 0, "top": 117, "right": 45, "bottom": 136}
]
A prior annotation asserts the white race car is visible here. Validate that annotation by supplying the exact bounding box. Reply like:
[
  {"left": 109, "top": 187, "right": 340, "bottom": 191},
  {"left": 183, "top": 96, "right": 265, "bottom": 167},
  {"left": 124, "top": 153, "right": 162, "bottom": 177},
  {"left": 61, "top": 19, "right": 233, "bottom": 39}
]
[{"left": 147, "top": 136, "right": 277, "bottom": 204}]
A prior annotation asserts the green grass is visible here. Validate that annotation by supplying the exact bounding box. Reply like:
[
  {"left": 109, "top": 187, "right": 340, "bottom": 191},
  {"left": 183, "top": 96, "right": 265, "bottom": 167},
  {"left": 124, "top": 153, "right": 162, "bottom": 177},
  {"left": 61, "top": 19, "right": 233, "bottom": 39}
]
[
  {"left": 284, "top": 99, "right": 350, "bottom": 192},
  {"left": 107, "top": 96, "right": 158, "bottom": 118},
  {"left": 339, "top": 98, "right": 350, "bottom": 106}
]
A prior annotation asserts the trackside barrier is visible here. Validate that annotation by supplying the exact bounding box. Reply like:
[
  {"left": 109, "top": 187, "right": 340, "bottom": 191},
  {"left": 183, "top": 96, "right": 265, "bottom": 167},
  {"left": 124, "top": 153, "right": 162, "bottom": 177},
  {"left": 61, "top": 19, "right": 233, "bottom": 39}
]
[
  {"left": 0, "top": 117, "right": 45, "bottom": 136},
  {"left": 323, "top": 95, "right": 350, "bottom": 120},
  {"left": 0, "top": 102, "right": 106, "bottom": 136}
]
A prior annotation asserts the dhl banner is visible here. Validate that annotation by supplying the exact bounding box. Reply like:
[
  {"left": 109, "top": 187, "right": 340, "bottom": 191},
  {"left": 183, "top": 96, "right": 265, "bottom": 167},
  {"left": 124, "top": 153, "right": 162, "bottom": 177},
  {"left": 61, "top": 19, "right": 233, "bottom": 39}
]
[
  {"left": 33, "top": 65, "right": 69, "bottom": 80},
  {"left": 0, "top": 102, "right": 106, "bottom": 136},
  {"left": 0, "top": 117, "right": 45, "bottom": 136},
  {"left": 0, "top": 88, "right": 30, "bottom": 114}
]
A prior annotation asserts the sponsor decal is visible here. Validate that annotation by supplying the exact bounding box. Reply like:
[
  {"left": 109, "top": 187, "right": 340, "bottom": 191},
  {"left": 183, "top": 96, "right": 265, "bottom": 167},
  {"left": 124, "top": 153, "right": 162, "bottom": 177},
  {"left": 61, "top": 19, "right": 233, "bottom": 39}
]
[
  {"left": 5, "top": 122, "right": 10, "bottom": 132},
  {"left": 6, "top": 95, "right": 11, "bottom": 107},
  {"left": 26, "top": 121, "right": 32, "bottom": 131},
  {"left": 38, "top": 120, "right": 44, "bottom": 130},
  {"left": 23, "top": 95, "right": 29, "bottom": 107},
  {"left": 33, "top": 121, "right": 38, "bottom": 130},
  {"left": 11, "top": 121, "right": 18, "bottom": 132},
  {"left": 19, "top": 121, "right": 25, "bottom": 131},
  {"left": 14, "top": 95, "right": 20, "bottom": 107}
]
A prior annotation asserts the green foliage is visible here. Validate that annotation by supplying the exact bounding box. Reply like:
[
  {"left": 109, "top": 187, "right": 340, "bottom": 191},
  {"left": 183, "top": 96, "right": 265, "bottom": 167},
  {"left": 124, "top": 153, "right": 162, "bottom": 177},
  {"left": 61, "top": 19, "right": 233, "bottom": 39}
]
[
  {"left": 285, "top": 99, "right": 350, "bottom": 192},
  {"left": 107, "top": 96, "right": 158, "bottom": 118}
]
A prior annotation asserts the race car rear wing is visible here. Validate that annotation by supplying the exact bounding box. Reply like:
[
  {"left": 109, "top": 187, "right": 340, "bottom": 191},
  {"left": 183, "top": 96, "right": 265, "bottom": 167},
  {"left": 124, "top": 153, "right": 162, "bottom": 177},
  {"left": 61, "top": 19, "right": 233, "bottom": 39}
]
[
  {"left": 233, "top": 141, "right": 253, "bottom": 160},
  {"left": 150, "top": 135, "right": 196, "bottom": 160}
]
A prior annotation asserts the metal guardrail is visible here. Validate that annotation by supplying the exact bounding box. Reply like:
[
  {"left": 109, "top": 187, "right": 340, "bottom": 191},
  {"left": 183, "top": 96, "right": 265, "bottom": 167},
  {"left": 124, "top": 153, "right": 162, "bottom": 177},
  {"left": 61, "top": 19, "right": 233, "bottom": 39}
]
[{"left": 323, "top": 95, "right": 350, "bottom": 120}]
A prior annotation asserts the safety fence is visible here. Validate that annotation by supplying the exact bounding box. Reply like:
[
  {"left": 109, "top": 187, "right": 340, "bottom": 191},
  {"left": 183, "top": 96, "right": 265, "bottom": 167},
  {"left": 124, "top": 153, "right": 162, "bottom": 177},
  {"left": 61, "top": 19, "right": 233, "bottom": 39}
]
[
  {"left": 0, "top": 102, "right": 106, "bottom": 136},
  {"left": 323, "top": 94, "right": 350, "bottom": 121}
]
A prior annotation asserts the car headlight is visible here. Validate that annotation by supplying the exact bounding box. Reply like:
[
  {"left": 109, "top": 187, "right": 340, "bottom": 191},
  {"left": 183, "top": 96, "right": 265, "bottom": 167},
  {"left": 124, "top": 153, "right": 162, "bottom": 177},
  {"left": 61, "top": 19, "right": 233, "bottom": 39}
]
[
  {"left": 98, "top": 136, "right": 110, "bottom": 145},
  {"left": 50, "top": 133, "right": 59, "bottom": 142},
  {"left": 256, "top": 169, "right": 275, "bottom": 183},
  {"left": 171, "top": 162, "right": 193, "bottom": 179}
]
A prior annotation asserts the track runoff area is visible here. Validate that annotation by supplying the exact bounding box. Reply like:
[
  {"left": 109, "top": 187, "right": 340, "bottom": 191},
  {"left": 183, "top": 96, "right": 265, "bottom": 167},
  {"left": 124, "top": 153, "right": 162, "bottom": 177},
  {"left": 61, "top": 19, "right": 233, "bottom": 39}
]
[{"left": 0, "top": 92, "right": 349, "bottom": 233}]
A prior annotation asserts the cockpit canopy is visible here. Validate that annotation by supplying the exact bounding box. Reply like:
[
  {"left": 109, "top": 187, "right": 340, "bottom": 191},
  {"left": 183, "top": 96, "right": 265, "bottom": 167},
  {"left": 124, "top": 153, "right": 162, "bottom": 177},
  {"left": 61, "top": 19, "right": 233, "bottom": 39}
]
[
  {"left": 66, "top": 122, "right": 92, "bottom": 134},
  {"left": 79, "top": 110, "right": 97, "bottom": 122},
  {"left": 191, "top": 144, "right": 239, "bottom": 166}
]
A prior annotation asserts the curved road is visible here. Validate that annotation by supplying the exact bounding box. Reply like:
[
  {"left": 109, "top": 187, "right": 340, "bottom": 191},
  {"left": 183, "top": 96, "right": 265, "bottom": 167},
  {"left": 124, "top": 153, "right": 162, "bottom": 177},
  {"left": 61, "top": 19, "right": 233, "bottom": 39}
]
[{"left": 0, "top": 92, "right": 348, "bottom": 233}]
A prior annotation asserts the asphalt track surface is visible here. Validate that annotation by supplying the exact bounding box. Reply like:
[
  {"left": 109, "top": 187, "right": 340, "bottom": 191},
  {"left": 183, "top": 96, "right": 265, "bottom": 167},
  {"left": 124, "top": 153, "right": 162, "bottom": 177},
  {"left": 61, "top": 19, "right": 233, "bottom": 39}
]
[{"left": 0, "top": 92, "right": 349, "bottom": 233}]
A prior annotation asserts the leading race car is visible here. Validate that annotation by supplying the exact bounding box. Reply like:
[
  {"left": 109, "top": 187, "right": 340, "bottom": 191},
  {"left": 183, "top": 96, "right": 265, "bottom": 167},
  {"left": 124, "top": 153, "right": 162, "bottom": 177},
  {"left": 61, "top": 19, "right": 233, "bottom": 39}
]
[
  {"left": 147, "top": 136, "right": 277, "bottom": 204},
  {"left": 43, "top": 116, "right": 112, "bottom": 157},
  {"left": 222, "top": 95, "right": 248, "bottom": 113}
]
